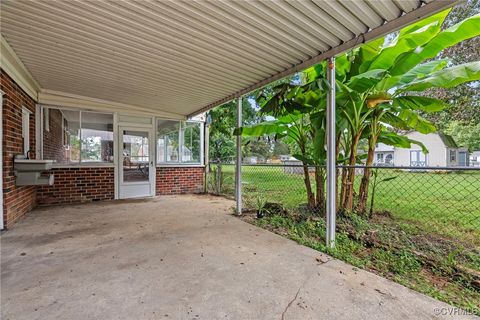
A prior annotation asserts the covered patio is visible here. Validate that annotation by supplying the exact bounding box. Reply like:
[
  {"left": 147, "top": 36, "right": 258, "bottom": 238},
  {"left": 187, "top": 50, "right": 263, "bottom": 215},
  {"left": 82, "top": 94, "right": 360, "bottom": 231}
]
[
  {"left": 1, "top": 195, "right": 463, "bottom": 320},
  {"left": 1, "top": 0, "right": 471, "bottom": 318}
]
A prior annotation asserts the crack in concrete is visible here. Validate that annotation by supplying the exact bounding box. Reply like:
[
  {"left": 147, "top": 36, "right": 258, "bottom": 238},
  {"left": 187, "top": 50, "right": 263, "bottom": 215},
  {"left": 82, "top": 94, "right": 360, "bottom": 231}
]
[
  {"left": 281, "top": 286, "right": 301, "bottom": 320},
  {"left": 280, "top": 258, "right": 333, "bottom": 320}
]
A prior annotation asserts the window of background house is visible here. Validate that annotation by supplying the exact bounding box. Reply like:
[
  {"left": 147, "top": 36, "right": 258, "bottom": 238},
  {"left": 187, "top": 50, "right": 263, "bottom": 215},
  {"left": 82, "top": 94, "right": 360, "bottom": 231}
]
[
  {"left": 449, "top": 149, "right": 456, "bottom": 162},
  {"left": 410, "top": 150, "right": 427, "bottom": 166}
]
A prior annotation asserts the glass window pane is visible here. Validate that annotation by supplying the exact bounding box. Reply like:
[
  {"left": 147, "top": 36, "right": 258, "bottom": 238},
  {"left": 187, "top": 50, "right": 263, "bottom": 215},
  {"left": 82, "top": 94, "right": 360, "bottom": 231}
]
[
  {"left": 43, "top": 108, "right": 80, "bottom": 164},
  {"left": 181, "top": 122, "right": 201, "bottom": 163},
  {"left": 80, "top": 112, "right": 114, "bottom": 163},
  {"left": 157, "top": 120, "right": 179, "bottom": 163},
  {"left": 123, "top": 130, "right": 149, "bottom": 182}
]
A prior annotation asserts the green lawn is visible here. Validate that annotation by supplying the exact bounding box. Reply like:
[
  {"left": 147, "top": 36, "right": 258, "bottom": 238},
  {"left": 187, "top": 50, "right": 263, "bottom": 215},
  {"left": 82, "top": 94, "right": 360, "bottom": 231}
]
[{"left": 211, "top": 164, "right": 480, "bottom": 245}]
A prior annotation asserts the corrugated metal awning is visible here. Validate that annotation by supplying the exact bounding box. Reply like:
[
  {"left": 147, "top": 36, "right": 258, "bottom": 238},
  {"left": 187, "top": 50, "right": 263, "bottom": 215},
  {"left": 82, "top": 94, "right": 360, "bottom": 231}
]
[{"left": 0, "top": 0, "right": 456, "bottom": 118}]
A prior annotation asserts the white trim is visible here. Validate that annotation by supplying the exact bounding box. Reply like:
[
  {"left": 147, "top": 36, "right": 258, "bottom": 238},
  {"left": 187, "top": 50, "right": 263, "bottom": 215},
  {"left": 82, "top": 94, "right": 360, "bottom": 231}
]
[
  {"left": 113, "top": 112, "right": 119, "bottom": 199},
  {"left": 44, "top": 107, "right": 50, "bottom": 132},
  {"left": 21, "top": 107, "right": 31, "bottom": 156},
  {"left": 40, "top": 105, "right": 116, "bottom": 165},
  {"left": 117, "top": 124, "right": 156, "bottom": 199},
  {"left": 156, "top": 164, "right": 205, "bottom": 168},
  {"left": 51, "top": 164, "right": 116, "bottom": 169},
  {"left": 35, "top": 104, "right": 42, "bottom": 159},
  {"left": 39, "top": 89, "right": 185, "bottom": 120},
  {"left": 0, "top": 35, "right": 40, "bottom": 100},
  {"left": 155, "top": 119, "right": 204, "bottom": 166},
  {"left": 0, "top": 90, "right": 4, "bottom": 229},
  {"left": 39, "top": 105, "right": 44, "bottom": 159}
]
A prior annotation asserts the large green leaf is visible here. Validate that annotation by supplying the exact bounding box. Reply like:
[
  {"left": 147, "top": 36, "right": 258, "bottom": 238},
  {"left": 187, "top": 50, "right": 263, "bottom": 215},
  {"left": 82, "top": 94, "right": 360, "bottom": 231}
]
[
  {"left": 368, "top": 20, "right": 442, "bottom": 71},
  {"left": 398, "top": 61, "right": 480, "bottom": 92},
  {"left": 378, "top": 131, "right": 428, "bottom": 154},
  {"left": 397, "top": 109, "right": 437, "bottom": 134},
  {"left": 375, "top": 59, "right": 449, "bottom": 91},
  {"left": 346, "top": 69, "right": 389, "bottom": 93},
  {"left": 394, "top": 59, "right": 448, "bottom": 87},
  {"left": 399, "top": 9, "right": 450, "bottom": 36},
  {"left": 355, "top": 37, "right": 385, "bottom": 74},
  {"left": 235, "top": 121, "right": 287, "bottom": 137},
  {"left": 302, "top": 64, "right": 324, "bottom": 84},
  {"left": 381, "top": 113, "right": 410, "bottom": 131},
  {"left": 391, "top": 14, "right": 480, "bottom": 76},
  {"left": 335, "top": 54, "right": 351, "bottom": 81},
  {"left": 394, "top": 96, "right": 447, "bottom": 113}
]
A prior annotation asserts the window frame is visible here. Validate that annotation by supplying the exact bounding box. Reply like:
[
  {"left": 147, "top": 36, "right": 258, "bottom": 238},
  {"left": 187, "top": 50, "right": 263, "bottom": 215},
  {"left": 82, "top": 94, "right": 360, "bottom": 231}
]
[
  {"left": 41, "top": 106, "right": 115, "bottom": 167},
  {"left": 21, "top": 107, "right": 31, "bottom": 156},
  {"left": 410, "top": 150, "right": 427, "bottom": 167},
  {"left": 449, "top": 149, "right": 456, "bottom": 163},
  {"left": 156, "top": 119, "right": 204, "bottom": 166}
]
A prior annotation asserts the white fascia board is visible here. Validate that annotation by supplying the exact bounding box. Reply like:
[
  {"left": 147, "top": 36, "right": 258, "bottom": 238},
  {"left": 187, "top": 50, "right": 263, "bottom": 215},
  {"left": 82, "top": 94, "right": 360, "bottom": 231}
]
[
  {"left": 38, "top": 89, "right": 186, "bottom": 120},
  {"left": 0, "top": 34, "right": 40, "bottom": 100}
]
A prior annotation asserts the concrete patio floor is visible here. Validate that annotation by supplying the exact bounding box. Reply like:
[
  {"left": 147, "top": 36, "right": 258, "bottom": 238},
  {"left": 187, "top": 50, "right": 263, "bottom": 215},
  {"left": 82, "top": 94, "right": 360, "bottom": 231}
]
[{"left": 1, "top": 195, "right": 473, "bottom": 320}]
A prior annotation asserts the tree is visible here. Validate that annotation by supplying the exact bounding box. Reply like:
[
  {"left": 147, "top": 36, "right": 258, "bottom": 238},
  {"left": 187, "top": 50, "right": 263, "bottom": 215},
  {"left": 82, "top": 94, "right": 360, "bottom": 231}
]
[
  {"left": 420, "top": 0, "right": 480, "bottom": 126},
  {"left": 272, "top": 141, "right": 290, "bottom": 157},
  {"left": 238, "top": 9, "right": 480, "bottom": 216},
  {"left": 244, "top": 137, "right": 272, "bottom": 160},
  {"left": 208, "top": 99, "right": 260, "bottom": 162},
  {"left": 444, "top": 121, "right": 480, "bottom": 150}
]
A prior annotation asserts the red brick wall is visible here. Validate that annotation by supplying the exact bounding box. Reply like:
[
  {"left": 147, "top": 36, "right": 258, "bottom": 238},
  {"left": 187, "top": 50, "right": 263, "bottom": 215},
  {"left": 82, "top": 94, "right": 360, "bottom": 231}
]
[
  {"left": 37, "top": 167, "right": 114, "bottom": 205},
  {"left": 156, "top": 166, "right": 204, "bottom": 195},
  {"left": 1, "top": 69, "right": 38, "bottom": 228},
  {"left": 43, "top": 108, "right": 67, "bottom": 163}
]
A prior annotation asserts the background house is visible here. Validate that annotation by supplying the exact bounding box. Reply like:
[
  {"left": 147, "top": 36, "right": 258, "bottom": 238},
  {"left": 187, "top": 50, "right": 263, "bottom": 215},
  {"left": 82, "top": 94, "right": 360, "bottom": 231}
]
[
  {"left": 374, "top": 132, "right": 469, "bottom": 167},
  {"left": 373, "top": 143, "right": 395, "bottom": 166},
  {"left": 470, "top": 151, "right": 480, "bottom": 167}
]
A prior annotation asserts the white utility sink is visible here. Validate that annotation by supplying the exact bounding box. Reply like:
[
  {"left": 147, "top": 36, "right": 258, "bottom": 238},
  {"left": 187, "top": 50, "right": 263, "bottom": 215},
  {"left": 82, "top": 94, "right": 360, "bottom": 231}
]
[{"left": 14, "top": 159, "right": 54, "bottom": 171}]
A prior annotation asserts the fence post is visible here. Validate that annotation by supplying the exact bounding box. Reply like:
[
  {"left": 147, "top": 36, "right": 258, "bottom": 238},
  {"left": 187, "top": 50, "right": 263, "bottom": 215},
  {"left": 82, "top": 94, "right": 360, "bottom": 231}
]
[
  {"left": 326, "top": 57, "right": 336, "bottom": 248},
  {"left": 216, "top": 164, "right": 222, "bottom": 195},
  {"left": 235, "top": 97, "right": 242, "bottom": 215}
]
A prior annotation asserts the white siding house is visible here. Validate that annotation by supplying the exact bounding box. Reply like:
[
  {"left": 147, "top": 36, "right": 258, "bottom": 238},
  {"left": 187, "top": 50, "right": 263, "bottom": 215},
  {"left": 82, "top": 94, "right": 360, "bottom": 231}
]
[
  {"left": 374, "top": 132, "right": 469, "bottom": 167},
  {"left": 470, "top": 151, "right": 480, "bottom": 167}
]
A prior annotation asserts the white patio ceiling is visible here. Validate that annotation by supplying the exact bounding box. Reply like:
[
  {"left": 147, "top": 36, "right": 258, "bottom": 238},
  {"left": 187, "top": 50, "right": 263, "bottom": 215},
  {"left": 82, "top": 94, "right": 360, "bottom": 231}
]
[{"left": 0, "top": 0, "right": 456, "bottom": 119}]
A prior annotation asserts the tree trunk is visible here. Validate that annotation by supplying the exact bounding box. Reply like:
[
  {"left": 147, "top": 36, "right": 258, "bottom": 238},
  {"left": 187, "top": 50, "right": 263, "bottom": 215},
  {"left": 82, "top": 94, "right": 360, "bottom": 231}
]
[
  {"left": 335, "top": 133, "right": 342, "bottom": 210},
  {"left": 339, "top": 166, "right": 348, "bottom": 211},
  {"left": 357, "top": 135, "right": 377, "bottom": 215},
  {"left": 343, "top": 132, "right": 362, "bottom": 211},
  {"left": 315, "top": 167, "right": 325, "bottom": 216},
  {"left": 303, "top": 162, "right": 316, "bottom": 209}
]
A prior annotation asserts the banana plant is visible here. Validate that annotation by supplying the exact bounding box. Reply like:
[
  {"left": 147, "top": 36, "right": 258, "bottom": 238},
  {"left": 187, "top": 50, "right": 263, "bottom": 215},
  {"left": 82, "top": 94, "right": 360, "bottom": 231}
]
[{"left": 235, "top": 9, "right": 480, "bottom": 217}]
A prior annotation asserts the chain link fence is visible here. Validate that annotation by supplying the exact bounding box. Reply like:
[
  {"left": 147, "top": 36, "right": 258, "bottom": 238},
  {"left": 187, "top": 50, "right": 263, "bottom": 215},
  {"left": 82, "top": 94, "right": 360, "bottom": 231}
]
[{"left": 207, "top": 163, "right": 480, "bottom": 248}]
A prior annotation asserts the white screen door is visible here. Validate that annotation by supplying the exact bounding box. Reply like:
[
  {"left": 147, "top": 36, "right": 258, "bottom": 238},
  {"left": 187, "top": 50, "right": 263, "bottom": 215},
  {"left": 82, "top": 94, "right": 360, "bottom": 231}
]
[{"left": 118, "top": 127, "right": 155, "bottom": 199}]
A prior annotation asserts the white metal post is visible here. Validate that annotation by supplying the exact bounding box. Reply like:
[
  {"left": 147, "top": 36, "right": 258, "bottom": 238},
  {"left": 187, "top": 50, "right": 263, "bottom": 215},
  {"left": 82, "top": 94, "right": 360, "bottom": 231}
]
[
  {"left": 326, "top": 57, "right": 336, "bottom": 248},
  {"left": 235, "top": 97, "right": 242, "bottom": 215}
]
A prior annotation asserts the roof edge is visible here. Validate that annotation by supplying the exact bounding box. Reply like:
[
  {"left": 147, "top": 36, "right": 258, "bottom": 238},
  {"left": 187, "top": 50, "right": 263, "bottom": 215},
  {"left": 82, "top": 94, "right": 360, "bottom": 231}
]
[
  {"left": 187, "top": 0, "right": 458, "bottom": 118},
  {"left": 0, "top": 34, "right": 41, "bottom": 101},
  {"left": 39, "top": 89, "right": 187, "bottom": 120}
]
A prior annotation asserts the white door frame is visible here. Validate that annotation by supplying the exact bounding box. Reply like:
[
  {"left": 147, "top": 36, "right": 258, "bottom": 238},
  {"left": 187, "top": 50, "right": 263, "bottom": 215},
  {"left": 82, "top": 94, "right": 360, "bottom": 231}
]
[{"left": 117, "top": 125, "right": 155, "bottom": 199}]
